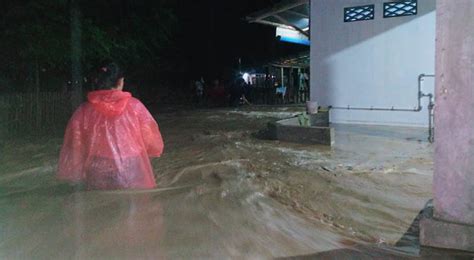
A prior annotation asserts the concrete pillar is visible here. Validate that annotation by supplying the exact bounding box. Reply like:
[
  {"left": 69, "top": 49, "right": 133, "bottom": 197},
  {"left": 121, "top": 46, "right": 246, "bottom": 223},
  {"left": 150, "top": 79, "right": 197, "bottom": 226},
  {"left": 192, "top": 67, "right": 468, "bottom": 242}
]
[{"left": 419, "top": 0, "right": 474, "bottom": 252}]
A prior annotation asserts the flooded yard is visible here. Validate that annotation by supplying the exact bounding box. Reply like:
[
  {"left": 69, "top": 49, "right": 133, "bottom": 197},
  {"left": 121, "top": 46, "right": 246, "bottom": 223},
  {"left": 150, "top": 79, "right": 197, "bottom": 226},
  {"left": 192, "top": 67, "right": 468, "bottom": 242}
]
[{"left": 0, "top": 107, "right": 443, "bottom": 259}]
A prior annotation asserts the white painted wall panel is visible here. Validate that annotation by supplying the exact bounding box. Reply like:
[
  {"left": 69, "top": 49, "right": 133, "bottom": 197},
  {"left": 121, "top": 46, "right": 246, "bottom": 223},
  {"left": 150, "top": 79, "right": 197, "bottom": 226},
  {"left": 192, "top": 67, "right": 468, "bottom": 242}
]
[{"left": 310, "top": 0, "right": 436, "bottom": 126}]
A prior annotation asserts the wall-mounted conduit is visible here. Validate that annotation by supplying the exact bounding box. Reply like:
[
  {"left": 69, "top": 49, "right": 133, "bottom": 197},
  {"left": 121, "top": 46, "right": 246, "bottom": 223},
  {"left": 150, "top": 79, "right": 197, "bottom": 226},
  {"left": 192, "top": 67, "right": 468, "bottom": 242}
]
[{"left": 328, "top": 74, "right": 435, "bottom": 142}]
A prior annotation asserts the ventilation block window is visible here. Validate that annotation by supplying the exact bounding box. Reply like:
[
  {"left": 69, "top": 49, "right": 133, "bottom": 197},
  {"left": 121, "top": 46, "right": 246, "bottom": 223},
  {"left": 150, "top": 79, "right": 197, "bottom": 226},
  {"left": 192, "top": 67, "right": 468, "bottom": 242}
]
[
  {"left": 384, "top": 0, "right": 417, "bottom": 18},
  {"left": 344, "top": 4, "right": 375, "bottom": 23}
]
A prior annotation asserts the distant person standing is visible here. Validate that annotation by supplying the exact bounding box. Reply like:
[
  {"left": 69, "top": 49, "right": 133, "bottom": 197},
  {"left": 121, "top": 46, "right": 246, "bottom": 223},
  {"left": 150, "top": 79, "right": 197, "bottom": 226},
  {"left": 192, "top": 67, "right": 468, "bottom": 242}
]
[
  {"left": 300, "top": 71, "right": 309, "bottom": 90},
  {"left": 230, "top": 75, "right": 251, "bottom": 106},
  {"left": 230, "top": 76, "right": 244, "bottom": 106},
  {"left": 275, "top": 81, "right": 286, "bottom": 103},
  {"left": 208, "top": 79, "right": 227, "bottom": 107},
  {"left": 194, "top": 77, "right": 205, "bottom": 105}
]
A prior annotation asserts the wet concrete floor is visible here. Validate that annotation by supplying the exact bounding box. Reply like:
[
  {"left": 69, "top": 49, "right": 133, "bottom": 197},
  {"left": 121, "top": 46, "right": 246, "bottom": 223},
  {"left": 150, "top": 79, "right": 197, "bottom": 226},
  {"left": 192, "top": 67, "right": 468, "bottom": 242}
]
[{"left": 1, "top": 107, "right": 472, "bottom": 259}]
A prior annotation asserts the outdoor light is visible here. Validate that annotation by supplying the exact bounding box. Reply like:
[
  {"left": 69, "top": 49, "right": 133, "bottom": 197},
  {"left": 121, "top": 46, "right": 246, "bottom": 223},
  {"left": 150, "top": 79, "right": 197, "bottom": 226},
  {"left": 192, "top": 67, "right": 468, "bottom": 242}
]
[{"left": 242, "top": 72, "right": 250, "bottom": 84}]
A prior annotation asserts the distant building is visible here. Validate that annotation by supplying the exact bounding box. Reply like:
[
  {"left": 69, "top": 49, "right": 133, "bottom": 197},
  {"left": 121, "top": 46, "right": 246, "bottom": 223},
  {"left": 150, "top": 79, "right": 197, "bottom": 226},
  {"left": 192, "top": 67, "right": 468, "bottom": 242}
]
[
  {"left": 246, "top": 0, "right": 310, "bottom": 104},
  {"left": 249, "top": 0, "right": 436, "bottom": 127}
]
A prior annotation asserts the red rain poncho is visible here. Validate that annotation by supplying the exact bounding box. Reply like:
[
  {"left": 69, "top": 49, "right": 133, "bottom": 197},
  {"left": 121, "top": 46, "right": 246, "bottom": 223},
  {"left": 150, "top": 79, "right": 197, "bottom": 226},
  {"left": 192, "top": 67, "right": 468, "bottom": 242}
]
[{"left": 57, "top": 90, "right": 164, "bottom": 190}]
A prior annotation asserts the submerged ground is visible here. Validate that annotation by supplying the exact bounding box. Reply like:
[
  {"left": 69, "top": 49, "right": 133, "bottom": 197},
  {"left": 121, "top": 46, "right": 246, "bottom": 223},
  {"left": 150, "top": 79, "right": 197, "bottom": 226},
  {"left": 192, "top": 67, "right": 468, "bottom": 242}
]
[{"left": 0, "top": 106, "right": 470, "bottom": 259}]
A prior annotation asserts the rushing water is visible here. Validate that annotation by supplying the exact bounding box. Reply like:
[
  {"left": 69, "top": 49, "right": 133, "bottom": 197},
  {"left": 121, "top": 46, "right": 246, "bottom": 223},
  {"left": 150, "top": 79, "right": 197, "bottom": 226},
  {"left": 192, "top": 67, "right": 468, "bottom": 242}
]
[{"left": 1, "top": 107, "right": 470, "bottom": 259}]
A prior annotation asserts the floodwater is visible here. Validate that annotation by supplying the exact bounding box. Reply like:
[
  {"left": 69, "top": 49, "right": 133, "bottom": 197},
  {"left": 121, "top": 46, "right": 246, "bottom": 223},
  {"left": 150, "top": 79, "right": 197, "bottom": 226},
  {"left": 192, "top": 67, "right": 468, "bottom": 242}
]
[{"left": 0, "top": 107, "right": 471, "bottom": 259}]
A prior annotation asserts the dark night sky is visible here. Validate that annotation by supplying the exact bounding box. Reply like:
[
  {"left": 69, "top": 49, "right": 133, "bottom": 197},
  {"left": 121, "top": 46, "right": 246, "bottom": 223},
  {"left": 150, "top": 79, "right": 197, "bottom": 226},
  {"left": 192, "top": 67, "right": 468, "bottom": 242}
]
[
  {"left": 177, "top": 0, "right": 308, "bottom": 80},
  {"left": 0, "top": 0, "right": 308, "bottom": 92}
]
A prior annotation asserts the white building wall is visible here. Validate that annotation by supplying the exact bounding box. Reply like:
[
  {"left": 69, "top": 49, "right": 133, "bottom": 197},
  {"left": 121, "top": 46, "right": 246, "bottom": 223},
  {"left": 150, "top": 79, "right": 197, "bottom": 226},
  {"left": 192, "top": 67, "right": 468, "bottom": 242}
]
[{"left": 310, "top": 0, "right": 436, "bottom": 126}]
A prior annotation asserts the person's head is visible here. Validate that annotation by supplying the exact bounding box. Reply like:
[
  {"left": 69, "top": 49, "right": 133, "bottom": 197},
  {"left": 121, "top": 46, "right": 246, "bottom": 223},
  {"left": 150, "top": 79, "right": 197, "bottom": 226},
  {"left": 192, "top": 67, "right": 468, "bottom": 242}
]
[{"left": 93, "top": 63, "right": 124, "bottom": 91}]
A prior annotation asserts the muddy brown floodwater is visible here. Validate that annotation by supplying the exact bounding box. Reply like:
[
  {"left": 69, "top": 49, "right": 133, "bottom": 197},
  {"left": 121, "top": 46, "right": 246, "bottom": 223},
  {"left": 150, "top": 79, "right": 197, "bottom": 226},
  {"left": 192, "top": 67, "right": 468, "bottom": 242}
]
[{"left": 1, "top": 107, "right": 472, "bottom": 259}]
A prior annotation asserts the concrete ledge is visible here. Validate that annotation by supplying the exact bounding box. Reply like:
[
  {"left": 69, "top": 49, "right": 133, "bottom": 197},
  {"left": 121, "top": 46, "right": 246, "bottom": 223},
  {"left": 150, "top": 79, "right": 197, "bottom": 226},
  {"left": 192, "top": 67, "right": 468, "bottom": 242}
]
[
  {"left": 269, "top": 111, "right": 334, "bottom": 146},
  {"left": 309, "top": 113, "right": 330, "bottom": 127},
  {"left": 420, "top": 208, "right": 474, "bottom": 252}
]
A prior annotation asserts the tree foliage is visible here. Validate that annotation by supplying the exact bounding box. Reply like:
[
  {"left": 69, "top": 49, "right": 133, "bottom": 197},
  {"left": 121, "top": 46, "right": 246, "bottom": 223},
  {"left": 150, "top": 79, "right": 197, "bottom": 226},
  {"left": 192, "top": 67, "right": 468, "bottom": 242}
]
[{"left": 0, "top": 0, "right": 183, "bottom": 93}]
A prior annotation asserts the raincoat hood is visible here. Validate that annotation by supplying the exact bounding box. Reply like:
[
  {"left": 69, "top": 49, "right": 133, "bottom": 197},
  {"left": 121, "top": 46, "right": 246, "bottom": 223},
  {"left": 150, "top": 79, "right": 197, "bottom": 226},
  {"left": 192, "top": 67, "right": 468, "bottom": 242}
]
[{"left": 88, "top": 90, "right": 132, "bottom": 116}]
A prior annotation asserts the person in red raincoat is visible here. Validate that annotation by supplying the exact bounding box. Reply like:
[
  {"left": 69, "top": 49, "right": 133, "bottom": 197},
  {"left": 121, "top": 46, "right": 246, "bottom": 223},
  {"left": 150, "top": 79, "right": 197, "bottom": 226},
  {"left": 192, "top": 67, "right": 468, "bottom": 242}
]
[{"left": 57, "top": 63, "right": 164, "bottom": 190}]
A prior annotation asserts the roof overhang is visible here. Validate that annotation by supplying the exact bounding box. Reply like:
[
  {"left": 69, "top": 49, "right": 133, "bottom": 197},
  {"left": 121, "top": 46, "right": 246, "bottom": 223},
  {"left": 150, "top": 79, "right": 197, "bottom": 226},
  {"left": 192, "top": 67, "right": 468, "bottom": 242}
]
[
  {"left": 269, "top": 51, "right": 310, "bottom": 68},
  {"left": 246, "top": 0, "right": 310, "bottom": 38}
]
